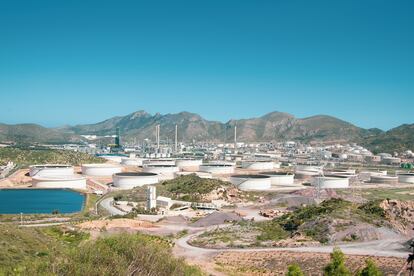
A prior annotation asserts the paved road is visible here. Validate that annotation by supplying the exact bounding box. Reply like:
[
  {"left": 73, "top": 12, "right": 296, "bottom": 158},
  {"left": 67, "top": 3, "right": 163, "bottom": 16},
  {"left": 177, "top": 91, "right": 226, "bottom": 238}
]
[
  {"left": 99, "top": 197, "right": 128, "bottom": 216},
  {"left": 175, "top": 226, "right": 410, "bottom": 259}
]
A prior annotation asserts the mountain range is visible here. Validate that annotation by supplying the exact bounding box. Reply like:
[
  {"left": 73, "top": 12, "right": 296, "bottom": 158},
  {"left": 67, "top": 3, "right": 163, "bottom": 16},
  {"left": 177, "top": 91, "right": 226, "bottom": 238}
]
[{"left": 0, "top": 110, "right": 412, "bottom": 153}]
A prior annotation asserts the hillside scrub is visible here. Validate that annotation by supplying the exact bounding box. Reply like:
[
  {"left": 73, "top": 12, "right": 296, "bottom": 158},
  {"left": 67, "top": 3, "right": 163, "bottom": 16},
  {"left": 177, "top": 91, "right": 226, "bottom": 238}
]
[
  {"left": 0, "top": 224, "right": 202, "bottom": 276},
  {"left": 0, "top": 147, "right": 104, "bottom": 167}
]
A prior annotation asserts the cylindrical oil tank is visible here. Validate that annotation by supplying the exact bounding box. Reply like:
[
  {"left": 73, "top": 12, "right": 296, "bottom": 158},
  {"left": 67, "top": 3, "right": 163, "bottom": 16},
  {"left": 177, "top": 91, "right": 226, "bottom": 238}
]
[
  {"left": 230, "top": 174, "right": 271, "bottom": 191},
  {"left": 175, "top": 171, "right": 213, "bottom": 179},
  {"left": 142, "top": 165, "right": 179, "bottom": 180},
  {"left": 369, "top": 175, "right": 398, "bottom": 184},
  {"left": 311, "top": 176, "right": 350, "bottom": 189},
  {"left": 259, "top": 172, "right": 295, "bottom": 186},
  {"left": 112, "top": 172, "right": 159, "bottom": 189},
  {"left": 175, "top": 159, "right": 203, "bottom": 172},
  {"left": 32, "top": 175, "right": 87, "bottom": 189},
  {"left": 241, "top": 160, "right": 274, "bottom": 170},
  {"left": 199, "top": 164, "right": 235, "bottom": 175},
  {"left": 120, "top": 158, "right": 144, "bottom": 166},
  {"left": 29, "top": 165, "right": 74, "bottom": 177},
  {"left": 398, "top": 173, "right": 414, "bottom": 184},
  {"left": 143, "top": 159, "right": 176, "bottom": 166},
  {"left": 294, "top": 165, "right": 322, "bottom": 179},
  {"left": 81, "top": 164, "right": 122, "bottom": 177}
]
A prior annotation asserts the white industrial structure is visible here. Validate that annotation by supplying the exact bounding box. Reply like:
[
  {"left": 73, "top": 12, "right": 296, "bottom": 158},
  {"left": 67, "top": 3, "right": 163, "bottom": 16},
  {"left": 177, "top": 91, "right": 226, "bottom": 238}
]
[
  {"left": 175, "top": 159, "right": 203, "bottom": 172},
  {"left": 199, "top": 164, "right": 235, "bottom": 175},
  {"left": 112, "top": 172, "right": 159, "bottom": 189},
  {"left": 81, "top": 163, "right": 122, "bottom": 177},
  {"left": 230, "top": 174, "right": 272, "bottom": 191},
  {"left": 398, "top": 173, "right": 414, "bottom": 184},
  {"left": 260, "top": 172, "right": 295, "bottom": 186},
  {"left": 29, "top": 165, "right": 74, "bottom": 177},
  {"left": 142, "top": 165, "right": 179, "bottom": 180},
  {"left": 147, "top": 185, "right": 157, "bottom": 210},
  {"left": 241, "top": 160, "right": 274, "bottom": 170},
  {"left": 175, "top": 171, "right": 213, "bottom": 179},
  {"left": 144, "top": 159, "right": 176, "bottom": 166},
  {"left": 294, "top": 165, "right": 323, "bottom": 179},
  {"left": 370, "top": 175, "right": 398, "bottom": 184},
  {"left": 32, "top": 175, "right": 87, "bottom": 189},
  {"left": 121, "top": 158, "right": 144, "bottom": 166},
  {"left": 311, "top": 176, "right": 350, "bottom": 189}
]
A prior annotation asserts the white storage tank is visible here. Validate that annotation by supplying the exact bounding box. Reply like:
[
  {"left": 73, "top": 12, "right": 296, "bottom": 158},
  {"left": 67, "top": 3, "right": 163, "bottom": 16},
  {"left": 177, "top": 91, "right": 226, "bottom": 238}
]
[
  {"left": 294, "top": 165, "right": 322, "bottom": 179},
  {"left": 112, "top": 172, "right": 159, "bottom": 189},
  {"left": 81, "top": 164, "right": 122, "bottom": 177},
  {"left": 241, "top": 160, "right": 274, "bottom": 171},
  {"left": 311, "top": 175, "right": 350, "bottom": 189},
  {"left": 370, "top": 175, "right": 398, "bottom": 184},
  {"left": 230, "top": 174, "right": 271, "bottom": 191},
  {"left": 120, "top": 158, "right": 144, "bottom": 167},
  {"left": 175, "top": 159, "right": 203, "bottom": 172},
  {"left": 175, "top": 171, "right": 213, "bottom": 179},
  {"left": 32, "top": 175, "right": 87, "bottom": 189},
  {"left": 29, "top": 165, "right": 74, "bottom": 177},
  {"left": 142, "top": 165, "right": 179, "bottom": 180},
  {"left": 260, "top": 172, "right": 295, "bottom": 186},
  {"left": 398, "top": 173, "right": 414, "bottom": 184},
  {"left": 199, "top": 164, "right": 235, "bottom": 175},
  {"left": 143, "top": 159, "right": 176, "bottom": 166}
]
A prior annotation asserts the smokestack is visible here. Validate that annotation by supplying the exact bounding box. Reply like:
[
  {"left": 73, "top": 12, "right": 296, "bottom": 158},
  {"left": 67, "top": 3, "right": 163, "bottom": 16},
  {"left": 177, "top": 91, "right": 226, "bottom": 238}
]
[
  {"left": 175, "top": 124, "right": 178, "bottom": 153},
  {"left": 234, "top": 124, "right": 237, "bottom": 152},
  {"left": 157, "top": 125, "right": 160, "bottom": 150}
]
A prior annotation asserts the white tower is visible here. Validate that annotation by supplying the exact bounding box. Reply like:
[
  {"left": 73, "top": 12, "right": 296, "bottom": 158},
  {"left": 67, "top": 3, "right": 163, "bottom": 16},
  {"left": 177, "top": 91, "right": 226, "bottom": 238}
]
[
  {"left": 234, "top": 124, "right": 237, "bottom": 152},
  {"left": 146, "top": 186, "right": 157, "bottom": 210},
  {"left": 175, "top": 124, "right": 178, "bottom": 153}
]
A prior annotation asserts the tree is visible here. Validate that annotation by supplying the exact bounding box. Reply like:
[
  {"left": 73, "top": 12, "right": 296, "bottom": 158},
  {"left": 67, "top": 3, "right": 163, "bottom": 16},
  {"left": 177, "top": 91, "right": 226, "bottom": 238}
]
[
  {"left": 324, "top": 248, "right": 351, "bottom": 276},
  {"left": 286, "top": 264, "right": 304, "bottom": 276},
  {"left": 357, "top": 259, "right": 383, "bottom": 276}
]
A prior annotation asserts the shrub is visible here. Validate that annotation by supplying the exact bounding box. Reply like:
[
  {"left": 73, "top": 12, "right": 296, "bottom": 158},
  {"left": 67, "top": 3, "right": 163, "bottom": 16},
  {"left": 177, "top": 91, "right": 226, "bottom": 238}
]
[
  {"left": 286, "top": 264, "right": 304, "bottom": 276},
  {"left": 323, "top": 248, "right": 351, "bottom": 276}
]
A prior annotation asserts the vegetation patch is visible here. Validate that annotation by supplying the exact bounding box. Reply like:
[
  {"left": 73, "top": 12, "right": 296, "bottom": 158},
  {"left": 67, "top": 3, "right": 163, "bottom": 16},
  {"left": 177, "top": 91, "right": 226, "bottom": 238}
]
[{"left": 0, "top": 147, "right": 104, "bottom": 167}]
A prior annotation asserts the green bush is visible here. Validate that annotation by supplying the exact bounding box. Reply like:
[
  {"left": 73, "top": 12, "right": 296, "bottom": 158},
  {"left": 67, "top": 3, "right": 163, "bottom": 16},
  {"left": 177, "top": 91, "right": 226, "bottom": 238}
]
[
  {"left": 323, "top": 248, "right": 351, "bottom": 276},
  {"left": 357, "top": 259, "right": 383, "bottom": 276},
  {"left": 286, "top": 264, "right": 304, "bottom": 276}
]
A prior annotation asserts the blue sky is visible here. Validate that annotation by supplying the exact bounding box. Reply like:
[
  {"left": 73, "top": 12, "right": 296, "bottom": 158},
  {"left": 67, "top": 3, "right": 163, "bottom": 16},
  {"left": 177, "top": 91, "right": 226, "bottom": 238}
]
[{"left": 0, "top": 0, "right": 413, "bottom": 130}]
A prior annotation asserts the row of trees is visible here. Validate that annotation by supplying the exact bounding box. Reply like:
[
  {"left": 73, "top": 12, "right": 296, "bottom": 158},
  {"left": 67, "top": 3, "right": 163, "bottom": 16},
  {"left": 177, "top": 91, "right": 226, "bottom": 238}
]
[{"left": 287, "top": 248, "right": 383, "bottom": 276}]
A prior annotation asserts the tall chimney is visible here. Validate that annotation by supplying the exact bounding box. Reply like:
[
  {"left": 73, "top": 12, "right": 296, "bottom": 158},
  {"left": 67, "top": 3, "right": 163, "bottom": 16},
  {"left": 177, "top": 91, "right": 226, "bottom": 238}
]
[
  {"left": 175, "top": 124, "right": 178, "bottom": 153},
  {"left": 234, "top": 124, "right": 237, "bottom": 152}
]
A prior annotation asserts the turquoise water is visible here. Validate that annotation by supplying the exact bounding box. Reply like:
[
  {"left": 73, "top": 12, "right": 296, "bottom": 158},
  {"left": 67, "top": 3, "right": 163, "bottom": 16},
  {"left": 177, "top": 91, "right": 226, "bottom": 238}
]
[{"left": 0, "top": 189, "right": 85, "bottom": 214}]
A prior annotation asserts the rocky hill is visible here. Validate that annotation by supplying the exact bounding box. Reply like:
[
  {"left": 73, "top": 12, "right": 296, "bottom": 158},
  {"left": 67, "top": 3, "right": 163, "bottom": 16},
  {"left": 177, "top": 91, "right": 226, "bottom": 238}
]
[
  {"left": 1, "top": 110, "right": 413, "bottom": 153},
  {"left": 63, "top": 110, "right": 380, "bottom": 144}
]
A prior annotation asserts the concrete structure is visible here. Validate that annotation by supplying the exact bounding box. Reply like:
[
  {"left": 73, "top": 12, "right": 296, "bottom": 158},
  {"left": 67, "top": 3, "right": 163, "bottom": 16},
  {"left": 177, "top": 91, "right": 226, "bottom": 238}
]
[
  {"left": 142, "top": 165, "right": 179, "bottom": 180},
  {"left": 381, "top": 157, "right": 401, "bottom": 165},
  {"left": 143, "top": 159, "right": 176, "bottom": 166},
  {"left": 29, "top": 165, "right": 74, "bottom": 177},
  {"left": 312, "top": 175, "right": 350, "bottom": 189},
  {"left": 81, "top": 163, "right": 122, "bottom": 177},
  {"left": 260, "top": 172, "right": 295, "bottom": 186},
  {"left": 241, "top": 160, "right": 274, "bottom": 170},
  {"left": 294, "top": 165, "right": 322, "bottom": 179},
  {"left": 199, "top": 164, "right": 235, "bottom": 175},
  {"left": 112, "top": 172, "right": 159, "bottom": 189},
  {"left": 120, "top": 158, "right": 144, "bottom": 166},
  {"left": 230, "top": 174, "right": 271, "bottom": 191},
  {"left": 370, "top": 175, "right": 398, "bottom": 184},
  {"left": 147, "top": 186, "right": 157, "bottom": 210},
  {"left": 175, "top": 171, "right": 213, "bottom": 179},
  {"left": 397, "top": 173, "right": 414, "bottom": 184},
  {"left": 175, "top": 159, "right": 203, "bottom": 172},
  {"left": 32, "top": 175, "right": 87, "bottom": 189}
]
